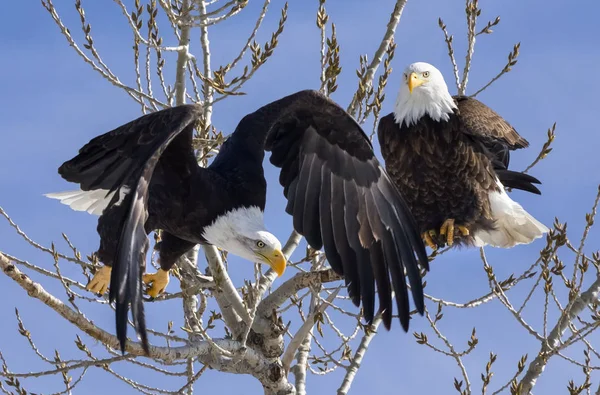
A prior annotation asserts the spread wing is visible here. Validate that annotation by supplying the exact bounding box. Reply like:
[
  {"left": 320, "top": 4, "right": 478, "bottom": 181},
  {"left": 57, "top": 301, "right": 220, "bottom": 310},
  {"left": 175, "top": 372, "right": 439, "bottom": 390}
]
[
  {"left": 257, "top": 90, "right": 428, "bottom": 330},
  {"left": 455, "top": 96, "right": 541, "bottom": 194},
  {"left": 57, "top": 104, "right": 202, "bottom": 353}
]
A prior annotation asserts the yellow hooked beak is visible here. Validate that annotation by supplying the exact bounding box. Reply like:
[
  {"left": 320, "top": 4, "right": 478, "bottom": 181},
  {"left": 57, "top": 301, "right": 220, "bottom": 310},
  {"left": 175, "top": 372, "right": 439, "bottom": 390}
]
[
  {"left": 259, "top": 249, "right": 287, "bottom": 276},
  {"left": 408, "top": 72, "right": 425, "bottom": 94}
]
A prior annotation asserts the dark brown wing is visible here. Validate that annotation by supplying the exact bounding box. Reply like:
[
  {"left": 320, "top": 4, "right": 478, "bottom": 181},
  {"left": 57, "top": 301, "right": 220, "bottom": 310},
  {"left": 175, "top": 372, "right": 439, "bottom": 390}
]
[
  {"left": 455, "top": 96, "right": 528, "bottom": 149},
  {"left": 455, "top": 96, "right": 541, "bottom": 194},
  {"left": 257, "top": 90, "right": 428, "bottom": 331},
  {"left": 57, "top": 105, "right": 202, "bottom": 353}
]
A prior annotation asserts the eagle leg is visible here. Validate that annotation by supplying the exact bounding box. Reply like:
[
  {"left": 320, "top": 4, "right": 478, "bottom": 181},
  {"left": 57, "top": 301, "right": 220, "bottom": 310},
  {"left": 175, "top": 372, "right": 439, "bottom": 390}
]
[
  {"left": 86, "top": 265, "right": 111, "bottom": 295},
  {"left": 439, "top": 219, "right": 470, "bottom": 246},
  {"left": 143, "top": 269, "right": 170, "bottom": 298},
  {"left": 421, "top": 230, "right": 439, "bottom": 250}
]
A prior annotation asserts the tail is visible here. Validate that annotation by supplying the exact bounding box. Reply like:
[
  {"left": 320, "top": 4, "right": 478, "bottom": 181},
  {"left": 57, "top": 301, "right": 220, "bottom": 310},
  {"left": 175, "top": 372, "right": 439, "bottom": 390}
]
[
  {"left": 474, "top": 180, "right": 549, "bottom": 248},
  {"left": 45, "top": 187, "right": 130, "bottom": 216},
  {"left": 496, "top": 169, "right": 541, "bottom": 195}
]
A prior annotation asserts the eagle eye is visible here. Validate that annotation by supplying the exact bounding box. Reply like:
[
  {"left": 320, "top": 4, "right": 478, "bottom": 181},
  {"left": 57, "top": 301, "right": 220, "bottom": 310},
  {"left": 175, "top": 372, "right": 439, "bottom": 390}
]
[
  {"left": 256, "top": 241, "right": 265, "bottom": 248},
  {"left": 422, "top": 71, "right": 430, "bottom": 78}
]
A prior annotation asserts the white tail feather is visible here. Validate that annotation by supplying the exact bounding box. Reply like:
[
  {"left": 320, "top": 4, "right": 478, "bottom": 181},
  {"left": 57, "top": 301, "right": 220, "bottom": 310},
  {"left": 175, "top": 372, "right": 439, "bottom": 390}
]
[
  {"left": 473, "top": 180, "right": 549, "bottom": 248},
  {"left": 45, "top": 187, "right": 129, "bottom": 216}
]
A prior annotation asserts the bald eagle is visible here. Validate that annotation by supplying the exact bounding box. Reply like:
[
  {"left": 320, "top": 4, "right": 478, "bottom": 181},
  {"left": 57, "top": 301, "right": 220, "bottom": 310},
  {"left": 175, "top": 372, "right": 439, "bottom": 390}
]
[
  {"left": 47, "top": 90, "right": 428, "bottom": 353},
  {"left": 378, "top": 62, "right": 549, "bottom": 250}
]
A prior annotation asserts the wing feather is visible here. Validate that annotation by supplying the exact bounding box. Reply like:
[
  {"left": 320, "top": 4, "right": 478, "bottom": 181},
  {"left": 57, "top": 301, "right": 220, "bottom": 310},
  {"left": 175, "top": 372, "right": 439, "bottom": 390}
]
[
  {"left": 343, "top": 178, "right": 376, "bottom": 321},
  {"left": 369, "top": 181, "right": 422, "bottom": 326},
  {"left": 383, "top": 231, "right": 411, "bottom": 331},
  {"left": 302, "top": 154, "right": 323, "bottom": 249},
  {"left": 455, "top": 96, "right": 528, "bottom": 149},
  {"left": 330, "top": 173, "right": 361, "bottom": 306},
  {"left": 318, "top": 165, "right": 344, "bottom": 274},
  {"left": 292, "top": 154, "right": 311, "bottom": 235},
  {"left": 376, "top": 178, "right": 425, "bottom": 313},
  {"left": 363, "top": 190, "right": 393, "bottom": 328},
  {"left": 285, "top": 177, "right": 299, "bottom": 216},
  {"left": 260, "top": 89, "right": 428, "bottom": 331},
  {"left": 455, "top": 96, "right": 544, "bottom": 196},
  {"left": 55, "top": 105, "right": 202, "bottom": 353}
]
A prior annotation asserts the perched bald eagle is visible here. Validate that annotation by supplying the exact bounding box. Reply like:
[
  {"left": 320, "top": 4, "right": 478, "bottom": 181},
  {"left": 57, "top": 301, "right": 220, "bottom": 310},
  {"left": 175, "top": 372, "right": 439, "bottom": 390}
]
[
  {"left": 47, "top": 90, "right": 428, "bottom": 353},
  {"left": 378, "top": 62, "right": 548, "bottom": 250}
]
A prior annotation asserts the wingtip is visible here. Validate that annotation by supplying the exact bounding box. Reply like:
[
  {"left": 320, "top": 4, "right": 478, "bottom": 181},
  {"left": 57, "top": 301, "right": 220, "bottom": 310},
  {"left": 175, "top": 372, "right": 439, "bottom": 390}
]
[
  {"left": 116, "top": 305, "right": 129, "bottom": 355},
  {"left": 416, "top": 301, "right": 426, "bottom": 316},
  {"left": 116, "top": 337, "right": 150, "bottom": 356},
  {"left": 115, "top": 300, "right": 150, "bottom": 356},
  {"left": 382, "top": 311, "right": 392, "bottom": 331},
  {"left": 399, "top": 313, "right": 410, "bottom": 332},
  {"left": 414, "top": 293, "right": 426, "bottom": 317},
  {"left": 119, "top": 339, "right": 127, "bottom": 354}
]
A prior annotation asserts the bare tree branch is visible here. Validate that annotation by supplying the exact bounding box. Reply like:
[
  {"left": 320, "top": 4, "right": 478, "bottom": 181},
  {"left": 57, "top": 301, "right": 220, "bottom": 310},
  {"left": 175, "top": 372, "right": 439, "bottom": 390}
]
[
  {"left": 0, "top": 252, "right": 294, "bottom": 392},
  {"left": 282, "top": 287, "right": 340, "bottom": 372},
  {"left": 346, "top": 0, "right": 407, "bottom": 116},
  {"left": 337, "top": 317, "right": 382, "bottom": 395},
  {"left": 518, "top": 275, "right": 600, "bottom": 394}
]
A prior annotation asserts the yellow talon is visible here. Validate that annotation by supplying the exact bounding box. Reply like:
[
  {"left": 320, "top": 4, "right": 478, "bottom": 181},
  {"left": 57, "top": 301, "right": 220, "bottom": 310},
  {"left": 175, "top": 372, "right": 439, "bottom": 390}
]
[
  {"left": 439, "top": 219, "right": 455, "bottom": 246},
  {"left": 142, "top": 269, "right": 170, "bottom": 298},
  {"left": 439, "top": 219, "right": 470, "bottom": 246},
  {"left": 86, "top": 265, "right": 111, "bottom": 295},
  {"left": 422, "top": 230, "right": 438, "bottom": 250}
]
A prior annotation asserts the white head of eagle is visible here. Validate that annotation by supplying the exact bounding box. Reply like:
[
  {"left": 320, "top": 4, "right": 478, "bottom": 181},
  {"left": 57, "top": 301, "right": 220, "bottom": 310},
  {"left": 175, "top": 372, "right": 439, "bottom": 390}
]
[
  {"left": 202, "top": 206, "right": 286, "bottom": 276},
  {"left": 393, "top": 62, "right": 457, "bottom": 128}
]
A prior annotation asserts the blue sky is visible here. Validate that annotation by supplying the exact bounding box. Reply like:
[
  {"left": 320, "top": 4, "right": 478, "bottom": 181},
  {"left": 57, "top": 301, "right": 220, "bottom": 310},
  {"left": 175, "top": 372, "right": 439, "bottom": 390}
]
[{"left": 1, "top": 0, "right": 599, "bottom": 394}]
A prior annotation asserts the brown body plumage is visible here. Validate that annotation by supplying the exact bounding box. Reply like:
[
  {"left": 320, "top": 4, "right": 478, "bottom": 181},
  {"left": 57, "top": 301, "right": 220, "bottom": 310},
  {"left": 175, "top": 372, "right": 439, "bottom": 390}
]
[{"left": 379, "top": 94, "right": 541, "bottom": 248}]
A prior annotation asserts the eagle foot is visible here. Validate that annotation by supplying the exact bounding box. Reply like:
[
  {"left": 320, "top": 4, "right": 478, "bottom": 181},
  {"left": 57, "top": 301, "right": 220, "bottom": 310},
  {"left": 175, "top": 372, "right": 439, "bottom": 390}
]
[
  {"left": 143, "top": 269, "right": 170, "bottom": 298},
  {"left": 439, "top": 219, "right": 470, "bottom": 246},
  {"left": 86, "top": 265, "right": 111, "bottom": 295},
  {"left": 421, "top": 230, "right": 439, "bottom": 250}
]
